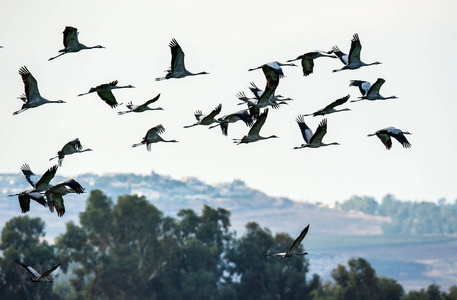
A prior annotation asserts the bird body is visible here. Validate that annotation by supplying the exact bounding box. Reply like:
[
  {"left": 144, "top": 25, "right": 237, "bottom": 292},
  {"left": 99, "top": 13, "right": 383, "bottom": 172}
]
[
  {"left": 45, "top": 179, "right": 85, "bottom": 217},
  {"left": 368, "top": 127, "right": 411, "bottom": 149},
  {"left": 287, "top": 51, "right": 336, "bottom": 76},
  {"left": 184, "top": 104, "right": 222, "bottom": 128},
  {"left": 267, "top": 225, "right": 310, "bottom": 260},
  {"left": 14, "top": 66, "right": 65, "bottom": 115},
  {"left": 350, "top": 78, "right": 397, "bottom": 101},
  {"left": 48, "top": 26, "right": 104, "bottom": 61},
  {"left": 118, "top": 94, "right": 163, "bottom": 115},
  {"left": 132, "top": 125, "right": 178, "bottom": 151},
  {"left": 78, "top": 80, "right": 135, "bottom": 108},
  {"left": 209, "top": 109, "right": 254, "bottom": 136},
  {"left": 156, "top": 38, "right": 208, "bottom": 81},
  {"left": 331, "top": 34, "right": 381, "bottom": 72},
  {"left": 233, "top": 109, "right": 278, "bottom": 144},
  {"left": 304, "top": 94, "right": 351, "bottom": 116},
  {"left": 248, "top": 61, "right": 296, "bottom": 89},
  {"left": 50, "top": 138, "right": 92, "bottom": 166},
  {"left": 15, "top": 259, "right": 60, "bottom": 283},
  {"left": 294, "top": 117, "right": 339, "bottom": 149}
]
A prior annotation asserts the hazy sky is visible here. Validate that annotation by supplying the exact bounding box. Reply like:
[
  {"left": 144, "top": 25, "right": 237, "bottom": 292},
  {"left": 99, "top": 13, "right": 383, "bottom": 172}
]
[{"left": 1, "top": 0, "right": 456, "bottom": 205}]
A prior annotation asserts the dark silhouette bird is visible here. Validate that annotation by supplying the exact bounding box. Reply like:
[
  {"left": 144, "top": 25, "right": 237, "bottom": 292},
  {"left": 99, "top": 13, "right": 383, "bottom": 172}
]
[
  {"left": 118, "top": 94, "right": 163, "bottom": 115},
  {"left": 349, "top": 78, "right": 397, "bottom": 102},
  {"left": 266, "top": 225, "right": 310, "bottom": 260},
  {"left": 8, "top": 190, "right": 47, "bottom": 213},
  {"left": 15, "top": 259, "right": 60, "bottom": 283},
  {"left": 331, "top": 33, "right": 381, "bottom": 72},
  {"left": 132, "top": 125, "right": 178, "bottom": 151},
  {"left": 14, "top": 66, "right": 65, "bottom": 115},
  {"left": 49, "top": 138, "right": 93, "bottom": 166},
  {"left": 248, "top": 61, "right": 296, "bottom": 89},
  {"left": 78, "top": 80, "right": 135, "bottom": 108},
  {"left": 48, "top": 26, "right": 104, "bottom": 61},
  {"left": 209, "top": 109, "right": 254, "bottom": 136},
  {"left": 233, "top": 109, "right": 278, "bottom": 144},
  {"left": 46, "top": 179, "right": 85, "bottom": 217},
  {"left": 155, "top": 38, "right": 208, "bottom": 81},
  {"left": 304, "top": 95, "right": 351, "bottom": 116},
  {"left": 184, "top": 104, "right": 222, "bottom": 128},
  {"left": 287, "top": 51, "right": 336, "bottom": 76},
  {"left": 294, "top": 117, "right": 339, "bottom": 149},
  {"left": 368, "top": 127, "right": 411, "bottom": 149}
]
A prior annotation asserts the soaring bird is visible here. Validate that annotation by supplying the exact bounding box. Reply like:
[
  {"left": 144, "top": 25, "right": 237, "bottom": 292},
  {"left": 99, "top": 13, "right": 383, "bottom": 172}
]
[
  {"left": 49, "top": 138, "right": 93, "bottom": 166},
  {"left": 14, "top": 66, "right": 66, "bottom": 115},
  {"left": 15, "top": 259, "right": 60, "bottom": 283},
  {"left": 209, "top": 109, "right": 254, "bottom": 136},
  {"left": 248, "top": 61, "right": 296, "bottom": 89},
  {"left": 132, "top": 125, "right": 178, "bottom": 151},
  {"left": 48, "top": 26, "right": 104, "bottom": 61},
  {"left": 184, "top": 104, "right": 222, "bottom": 128},
  {"left": 368, "top": 127, "right": 411, "bottom": 149},
  {"left": 331, "top": 33, "right": 381, "bottom": 72},
  {"left": 349, "top": 78, "right": 397, "bottom": 102},
  {"left": 78, "top": 80, "right": 135, "bottom": 108},
  {"left": 45, "top": 179, "right": 85, "bottom": 217},
  {"left": 303, "top": 95, "right": 351, "bottom": 116},
  {"left": 287, "top": 51, "right": 336, "bottom": 76},
  {"left": 294, "top": 117, "right": 339, "bottom": 149},
  {"left": 155, "top": 38, "right": 209, "bottom": 81},
  {"left": 233, "top": 109, "right": 278, "bottom": 144},
  {"left": 266, "top": 225, "right": 310, "bottom": 260},
  {"left": 118, "top": 94, "right": 163, "bottom": 115}
]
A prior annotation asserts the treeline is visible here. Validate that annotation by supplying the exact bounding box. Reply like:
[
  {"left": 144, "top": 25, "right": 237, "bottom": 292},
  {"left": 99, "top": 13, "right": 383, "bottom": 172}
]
[
  {"left": 1, "top": 190, "right": 456, "bottom": 299},
  {"left": 336, "top": 194, "right": 457, "bottom": 235}
]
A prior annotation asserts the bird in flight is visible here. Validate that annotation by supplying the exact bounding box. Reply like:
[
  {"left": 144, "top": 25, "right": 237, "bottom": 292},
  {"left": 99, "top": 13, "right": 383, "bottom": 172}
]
[
  {"left": 78, "top": 80, "right": 135, "bottom": 108},
  {"left": 294, "top": 117, "right": 339, "bottom": 149},
  {"left": 248, "top": 61, "right": 296, "bottom": 89},
  {"left": 49, "top": 138, "right": 93, "bottom": 166},
  {"left": 48, "top": 26, "right": 104, "bottom": 61},
  {"left": 15, "top": 259, "right": 60, "bottom": 283},
  {"left": 287, "top": 50, "right": 336, "bottom": 76},
  {"left": 184, "top": 104, "right": 222, "bottom": 128},
  {"left": 46, "top": 179, "right": 85, "bottom": 217},
  {"left": 132, "top": 125, "right": 178, "bottom": 151},
  {"left": 303, "top": 95, "right": 351, "bottom": 117},
  {"left": 118, "top": 94, "right": 163, "bottom": 115},
  {"left": 349, "top": 78, "right": 397, "bottom": 102},
  {"left": 368, "top": 127, "right": 411, "bottom": 149},
  {"left": 266, "top": 224, "right": 310, "bottom": 260},
  {"left": 14, "top": 66, "right": 65, "bottom": 115},
  {"left": 233, "top": 109, "right": 278, "bottom": 144}
]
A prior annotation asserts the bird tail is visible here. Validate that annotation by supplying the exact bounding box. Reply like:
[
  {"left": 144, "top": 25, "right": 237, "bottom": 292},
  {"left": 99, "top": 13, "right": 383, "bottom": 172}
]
[
  {"left": 48, "top": 52, "right": 66, "bottom": 61},
  {"left": 132, "top": 143, "right": 143, "bottom": 148},
  {"left": 117, "top": 111, "right": 131, "bottom": 115},
  {"left": 12, "top": 108, "right": 27, "bottom": 115}
]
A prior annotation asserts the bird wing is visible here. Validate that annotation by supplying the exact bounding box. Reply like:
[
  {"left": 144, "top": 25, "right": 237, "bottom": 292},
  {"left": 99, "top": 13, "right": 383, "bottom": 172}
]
[
  {"left": 169, "top": 38, "right": 186, "bottom": 73},
  {"left": 52, "top": 194, "right": 65, "bottom": 217},
  {"left": 331, "top": 46, "right": 348, "bottom": 65},
  {"left": 248, "top": 82, "right": 263, "bottom": 99},
  {"left": 348, "top": 33, "right": 362, "bottom": 65},
  {"left": 387, "top": 127, "right": 411, "bottom": 149},
  {"left": 248, "top": 109, "right": 268, "bottom": 136},
  {"left": 142, "top": 93, "right": 161, "bottom": 106},
  {"left": 300, "top": 57, "right": 315, "bottom": 76},
  {"left": 97, "top": 90, "right": 119, "bottom": 108},
  {"left": 59, "top": 179, "right": 85, "bottom": 194},
  {"left": 18, "top": 66, "right": 40, "bottom": 101},
  {"left": 20, "top": 163, "right": 38, "bottom": 187},
  {"left": 234, "top": 109, "right": 254, "bottom": 127},
  {"left": 206, "top": 103, "right": 222, "bottom": 119},
  {"left": 376, "top": 131, "right": 393, "bottom": 149},
  {"left": 146, "top": 125, "right": 165, "bottom": 140},
  {"left": 266, "top": 252, "right": 287, "bottom": 257},
  {"left": 289, "top": 224, "right": 310, "bottom": 252},
  {"left": 257, "top": 85, "right": 276, "bottom": 107},
  {"left": 28, "top": 192, "right": 47, "bottom": 207},
  {"left": 68, "top": 138, "right": 83, "bottom": 151},
  {"left": 18, "top": 194, "right": 31, "bottom": 213},
  {"left": 15, "top": 259, "right": 41, "bottom": 278},
  {"left": 193, "top": 110, "right": 204, "bottom": 122},
  {"left": 349, "top": 80, "right": 371, "bottom": 96},
  {"left": 62, "top": 26, "right": 79, "bottom": 49},
  {"left": 295, "top": 115, "right": 313, "bottom": 144},
  {"left": 262, "top": 64, "right": 282, "bottom": 89},
  {"left": 35, "top": 165, "right": 58, "bottom": 191},
  {"left": 367, "top": 78, "right": 385, "bottom": 97},
  {"left": 309, "top": 119, "right": 328, "bottom": 145},
  {"left": 322, "top": 94, "right": 351, "bottom": 111},
  {"left": 40, "top": 263, "right": 60, "bottom": 279}
]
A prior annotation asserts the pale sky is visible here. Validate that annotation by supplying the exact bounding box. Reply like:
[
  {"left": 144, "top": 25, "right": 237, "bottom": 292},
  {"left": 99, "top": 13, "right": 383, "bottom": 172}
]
[{"left": 1, "top": 0, "right": 456, "bottom": 205}]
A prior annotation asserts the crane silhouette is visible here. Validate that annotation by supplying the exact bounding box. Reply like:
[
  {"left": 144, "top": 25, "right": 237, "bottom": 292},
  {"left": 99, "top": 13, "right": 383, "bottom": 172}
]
[
  {"left": 132, "top": 125, "right": 178, "bottom": 151},
  {"left": 48, "top": 26, "right": 104, "bottom": 61},
  {"left": 266, "top": 225, "right": 310, "bottom": 260},
  {"left": 331, "top": 33, "right": 381, "bottom": 72},
  {"left": 303, "top": 95, "right": 351, "bottom": 116},
  {"left": 156, "top": 38, "right": 208, "bottom": 81},
  {"left": 209, "top": 109, "right": 254, "bottom": 136},
  {"left": 49, "top": 138, "right": 93, "bottom": 166},
  {"left": 350, "top": 78, "right": 397, "bottom": 102},
  {"left": 15, "top": 259, "right": 60, "bottom": 283},
  {"left": 78, "top": 80, "right": 135, "bottom": 108},
  {"left": 287, "top": 51, "right": 336, "bottom": 76},
  {"left": 46, "top": 179, "right": 85, "bottom": 217},
  {"left": 368, "top": 127, "right": 411, "bottom": 149},
  {"left": 294, "top": 117, "right": 339, "bottom": 149},
  {"left": 248, "top": 61, "right": 296, "bottom": 89},
  {"left": 14, "top": 66, "right": 65, "bottom": 115},
  {"left": 184, "top": 104, "right": 222, "bottom": 128},
  {"left": 233, "top": 109, "right": 278, "bottom": 144},
  {"left": 118, "top": 94, "right": 163, "bottom": 115}
]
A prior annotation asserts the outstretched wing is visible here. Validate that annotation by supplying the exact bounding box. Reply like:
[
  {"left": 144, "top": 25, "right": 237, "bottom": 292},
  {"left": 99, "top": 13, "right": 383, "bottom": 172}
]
[
  {"left": 321, "top": 94, "right": 350, "bottom": 111},
  {"left": 367, "top": 78, "right": 385, "bottom": 97},
  {"left": 348, "top": 33, "right": 362, "bottom": 65},
  {"left": 169, "top": 38, "right": 186, "bottom": 73},
  {"left": 295, "top": 115, "right": 313, "bottom": 144},
  {"left": 40, "top": 263, "right": 60, "bottom": 279},
  {"left": 62, "top": 26, "right": 79, "bottom": 49},
  {"left": 18, "top": 66, "right": 40, "bottom": 101},
  {"left": 309, "top": 119, "right": 328, "bottom": 145},
  {"left": 142, "top": 94, "right": 161, "bottom": 106},
  {"left": 15, "top": 259, "right": 40, "bottom": 278},
  {"left": 289, "top": 224, "right": 310, "bottom": 252},
  {"left": 20, "top": 163, "right": 38, "bottom": 187}
]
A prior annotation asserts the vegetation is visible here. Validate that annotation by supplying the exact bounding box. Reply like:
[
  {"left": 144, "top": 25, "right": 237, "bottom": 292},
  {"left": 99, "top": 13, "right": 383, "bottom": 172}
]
[
  {"left": 1, "top": 190, "right": 456, "bottom": 299},
  {"left": 337, "top": 194, "right": 457, "bottom": 235}
]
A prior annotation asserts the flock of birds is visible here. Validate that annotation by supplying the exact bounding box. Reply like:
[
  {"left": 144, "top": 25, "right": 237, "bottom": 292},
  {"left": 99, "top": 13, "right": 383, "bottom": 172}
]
[{"left": 6, "top": 27, "right": 413, "bottom": 282}]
